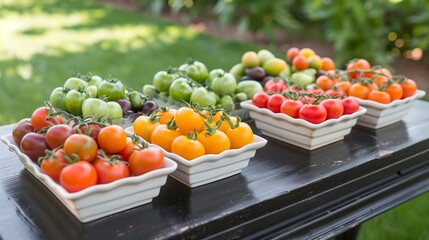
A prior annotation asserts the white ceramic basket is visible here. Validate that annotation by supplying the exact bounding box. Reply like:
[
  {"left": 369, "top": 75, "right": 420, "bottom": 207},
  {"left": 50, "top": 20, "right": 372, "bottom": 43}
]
[
  {"left": 126, "top": 127, "right": 267, "bottom": 188},
  {"left": 240, "top": 101, "right": 367, "bottom": 150},
  {"left": 355, "top": 90, "right": 426, "bottom": 129},
  {"left": 1, "top": 134, "right": 177, "bottom": 223}
]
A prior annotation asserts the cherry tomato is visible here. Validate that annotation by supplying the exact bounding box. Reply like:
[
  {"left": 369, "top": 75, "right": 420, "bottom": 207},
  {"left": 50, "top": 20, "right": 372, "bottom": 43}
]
[
  {"left": 75, "top": 122, "right": 102, "bottom": 140},
  {"left": 31, "top": 107, "right": 53, "bottom": 131},
  {"left": 321, "top": 99, "right": 344, "bottom": 119},
  {"left": 217, "top": 115, "right": 237, "bottom": 132},
  {"left": 197, "top": 129, "right": 230, "bottom": 154},
  {"left": 316, "top": 75, "right": 335, "bottom": 91},
  {"left": 225, "top": 121, "right": 254, "bottom": 149},
  {"left": 264, "top": 78, "right": 286, "bottom": 92},
  {"left": 20, "top": 132, "right": 48, "bottom": 162},
  {"left": 45, "top": 124, "right": 74, "bottom": 149},
  {"left": 252, "top": 92, "right": 270, "bottom": 108},
  {"left": 40, "top": 148, "right": 69, "bottom": 182},
  {"left": 348, "top": 82, "right": 372, "bottom": 99},
  {"left": 156, "top": 107, "right": 177, "bottom": 124},
  {"left": 286, "top": 47, "right": 300, "bottom": 61},
  {"left": 334, "top": 81, "right": 351, "bottom": 94},
  {"left": 97, "top": 125, "right": 127, "bottom": 154},
  {"left": 175, "top": 107, "right": 204, "bottom": 134},
  {"left": 386, "top": 82, "right": 403, "bottom": 101},
  {"left": 60, "top": 161, "right": 97, "bottom": 193},
  {"left": 346, "top": 59, "right": 372, "bottom": 79},
  {"left": 400, "top": 79, "right": 417, "bottom": 98},
  {"left": 150, "top": 124, "right": 181, "bottom": 152},
  {"left": 128, "top": 147, "right": 164, "bottom": 176},
  {"left": 133, "top": 115, "right": 159, "bottom": 142},
  {"left": 280, "top": 99, "right": 304, "bottom": 118},
  {"left": 93, "top": 157, "right": 130, "bottom": 184},
  {"left": 117, "top": 138, "right": 137, "bottom": 161},
  {"left": 267, "top": 94, "right": 285, "bottom": 113},
  {"left": 64, "top": 134, "right": 98, "bottom": 162},
  {"left": 12, "top": 118, "right": 34, "bottom": 146},
  {"left": 292, "top": 55, "right": 309, "bottom": 71},
  {"left": 368, "top": 89, "right": 391, "bottom": 104},
  {"left": 171, "top": 135, "right": 205, "bottom": 160},
  {"left": 299, "top": 104, "right": 327, "bottom": 124},
  {"left": 325, "top": 88, "right": 346, "bottom": 98},
  {"left": 342, "top": 97, "right": 360, "bottom": 114}
]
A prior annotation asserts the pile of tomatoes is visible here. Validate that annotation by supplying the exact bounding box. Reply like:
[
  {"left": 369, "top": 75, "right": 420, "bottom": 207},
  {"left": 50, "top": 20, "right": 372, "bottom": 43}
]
[
  {"left": 133, "top": 105, "right": 254, "bottom": 160},
  {"left": 251, "top": 90, "right": 360, "bottom": 124},
  {"left": 315, "top": 58, "right": 418, "bottom": 104},
  {"left": 12, "top": 106, "right": 165, "bottom": 193}
]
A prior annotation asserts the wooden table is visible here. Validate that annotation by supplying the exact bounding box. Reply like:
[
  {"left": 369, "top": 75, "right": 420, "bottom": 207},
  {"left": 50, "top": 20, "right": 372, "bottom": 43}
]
[{"left": 1, "top": 101, "right": 429, "bottom": 240}]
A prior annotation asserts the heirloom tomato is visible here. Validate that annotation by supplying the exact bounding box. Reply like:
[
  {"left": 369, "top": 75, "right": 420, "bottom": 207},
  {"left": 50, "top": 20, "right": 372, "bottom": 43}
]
[
  {"left": 169, "top": 78, "right": 193, "bottom": 103},
  {"left": 97, "top": 79, "right": 126, "bottom": 101},
  {"left": 45, "top": 124, "right": 74, "bottom": 149},
  {"left": 12, "top": 118, "right": 34, "bottom": 145},
  {"left": 64, "top": 134, "right": 98, "bottom": 162},
  {"left": 179, "top": 60, "right": 208, "bottom": 83},
  {"left": 153, "top": 70, "right": 178, "bottom": 92},
  {"left": 40, "top": 148, "right": 69, "bottom": 182},
  {"left": 20, "top": 132, "right": 48, "bottom": 162},
  {"left": 65, "top": 89, "right": 88, "bottom": 116}
]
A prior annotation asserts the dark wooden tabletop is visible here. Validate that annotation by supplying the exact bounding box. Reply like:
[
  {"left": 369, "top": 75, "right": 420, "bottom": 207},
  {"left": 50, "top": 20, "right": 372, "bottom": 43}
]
[{"left": 1, "top": 101, "right": 429, "bottom": 240}]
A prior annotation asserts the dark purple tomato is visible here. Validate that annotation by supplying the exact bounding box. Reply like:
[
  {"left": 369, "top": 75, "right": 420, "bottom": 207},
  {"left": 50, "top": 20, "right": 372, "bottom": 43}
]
[
  {"left": 141, "top": 100, "right": 158, "bottom": 115},
  {"left": 12, "top": 118, "right": 34, "bottom": 146},
  {"left": 116, "top": 99, "right": 132, "bottom": 115},
  {"left": 20, "top": 132, "right": 48, "bottom": 162}
]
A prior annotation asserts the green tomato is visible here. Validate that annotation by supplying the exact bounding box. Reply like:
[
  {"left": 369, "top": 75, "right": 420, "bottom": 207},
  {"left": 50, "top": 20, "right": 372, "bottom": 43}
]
[
  {"left": 142, "top": 84, "right": 157, "bottom": 98},
  {"left": 279, "top": 65, "right": 291, "bottom": 78},
  {"left": 234, "top": 92, "right": 248, "bottom": 102},
  {"left": 210, "top": 72, "right": 237, "bottom": 95},
  {"left": 82, "top": 98, "right": 108, "bottom": 122},
  {"left": 169, "top": 78, "right": 193, "bottom": 103},
  {"left": 129, "top": 91, "right": 144, "bottom": 110},
  {"left": 257, "top": 49, "right": 275, "bottom": 65},
  {"left": 190, "top": 87, "right": 217, "bottom": 107},
  {"left": 86, "top": 85, "right": 98, "bottom": 98},
  {"left": 97, "top": 79, "right": 126, "bottom": 101},
  {"left": 208, "top": 68, "right": 225, "bottom": 84},
  {"left": 179, "top": 61, "right": 208, "bottom": 83},
  {"left": 229, "top": 63, "right": 245, "bottom": 81},
  {"left": 50, "top": 87, "right": 68, "bottom": 110},
  {"left": 152, "top": 71, "right": 178, "bottom": 92},
  {"left": 291, "top": 72, "right": 315, "bottom": 87},
  {"left": 65, "top": 89, "right": 88, "bottom": 116},
  {"left": 64, "top": 77, "right": 88, "bottom": 90},
  {"left": 235, "top": 80, "right": 263, "bottom": 100},
  {"left": 106, "top": 101, "right": 123, "bottom": 125},
  {"left": 87, "top": 75, "right": 103, "bottom": 87},
  {"left": 218, "top": 95, "right": 235, "bottom": 113},
  {"left": 301, "top": 68, "right": 317, "bottom": 77}
]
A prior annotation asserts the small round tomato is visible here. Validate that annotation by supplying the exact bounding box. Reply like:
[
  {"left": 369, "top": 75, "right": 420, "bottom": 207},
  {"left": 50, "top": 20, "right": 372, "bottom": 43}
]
[
  {"left": 315, "top": 75, "right": 335, "bottom": 91},
  {"left": 93, "top": 157, "right": 130, "bottom": 184},
  {"left": 346, "top": 59, "right": 372, "bottom": 79},
  {"left": 150, "top": 124, "right": 182, "bottom": 152},
  {"left": 171, "top": 135, "right": 205, "bottom": 160},
  {"left": 129, "top": 147, "right": 164, "bottom": 176},
  {"left": 175, "top": 107, "right": 204, "bottom": 134},
  {"left": 133, "top": 115, "right": 159, "bottom": 142},
  {"left": 400, "top": 79, "right": 417, "bottom": 98},
  {"left": 252, "top": 92, "right": 270, "bottom": 108},
  {"left": 264, "top": 78, "right": 286, "bottom": 92},
  {"left": 20, "top": 132, "right": 49, "bottom": 162},
  {"left": 75, "top": 122, "right": 103, "bottom": 140},
  {"left": 342, "top": 97, "right": 360, "bottom": 114},
  {"left": 45, "top": 124, "right": 74, "bottom": 149},
  {"left": 197, "top": 129, "right": 230, "bottom": 154},
  {"left": 299, "top": 104, "right": 327, "bottom": 124},
  {"left": 31, "top": 107, "right": 52, "bottom": 131},
  {"left": 386, "top": 82, "right": 403, "bottom": 101},
  {"left": 347, "top": 82, "right": 372, "bottom": 99},
  {"left": 97, "top": 125, "right": 127, "bottom": 154},
  {"left": 12, "top": 118, "right": 34, "bottom": 146},
  {"left": 367, "top": 89, "right": 391, "bottom": 104},
  {"left": 267, "top": 94, "right": 285, "bottom": 113},
  {"left": 117, "top": 138, "right": 137, "bottom": 161},
  {"left": 286, "top": 47, "right": 300, "bottom": 61},
  {"left": 334, "top": 81, "right": 351, "bottom": 93},
  {"left": 320, "top": 57, "right": 335, "bottom": 71},
  {"left": 292, "top": 55, "right": 309, "bottom": 71},
  {"left": 217, "top": 115, "right": 237, "bottom": 132},
  {"left": 280, "top": 99, "right": 304, "bottom": 118},
  {"left": 156, "top": 107, "right": 177, "bottom": 124},
  {"left": 40, "top": 148, "right": 69, "bottom": 182},
  {"left": 225, "top": 121, "right": 254, "bottom": 149},
  {"left": 321, "top": 99, "right": 344, "bottom": 119},
  {"left": 60, "top": 161, "right": 97, "bottom": 193},
  {"left": 64, "top": 134, "right": 98, "bottom": 162}
]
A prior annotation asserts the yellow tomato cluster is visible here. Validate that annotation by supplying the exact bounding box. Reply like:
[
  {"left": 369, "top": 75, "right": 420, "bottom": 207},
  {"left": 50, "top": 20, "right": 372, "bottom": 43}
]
[{"left": 133, "top": 106, "right": 254, "bottom": 160}]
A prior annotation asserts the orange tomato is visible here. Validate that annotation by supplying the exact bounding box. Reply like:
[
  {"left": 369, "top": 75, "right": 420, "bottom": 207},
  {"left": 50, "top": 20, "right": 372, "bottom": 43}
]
[
  {"left": 334, "top": 81, "right": 352, "bottom": 94},
  {"left": 346, "top": 59, "right": 372, "bottom": 80},
  {"left": 150, "top": 124, "right": 182, "bottom": 152},
  {"left": 98, "top": 125, "right": 127, "bottom": 154},
  {"left": 217, "top": 115, "right": 237, "bottom": 132},
  {"left": 400, "top": 79, "right": 417, "bottom": 98},
  {"left": 156, "top": 107, "right": 177, "bottom": 124},
  {"left": 368, "top": 89, "right": 391, "bottom": 104},
  {"left": 175, "top": 107, "right": 204, "bottom": 135},
  {"left": 347, "top": 82, "right": 373, "bottom": 99},
  {"left": 292, "top": 55, "right": 309, "bottom": 71},
  {"left": 315, "top": 75, "right": 335, "bottom": 91},
  {"left": 386, "top": 82, "right": 403, "bottom": 101},
  {"left": 225, "top": 121, "right": 254, "bottom": 149},
  {"left": 286, "top": 47, "right": 300, "bottom": 61},
  {"left": 320, "top": 57, "right": 335, "bottom": 71},
  {"left": 197, "top": 129, "right": 230, "bottom": 154},
  {"left": 373, "top": 68, "right": 391, "bottom": 87},
  {"left": 133, "top": 115, "right": 159, "bottom": 142},
  {"left": 171, "top": 135, "right": 205, "bottom": 160}
]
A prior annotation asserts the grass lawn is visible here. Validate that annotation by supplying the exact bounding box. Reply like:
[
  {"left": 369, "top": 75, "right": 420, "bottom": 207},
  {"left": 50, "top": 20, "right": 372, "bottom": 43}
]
[{"left": 1, "top": 0, "right": 428, "bottom": 239}]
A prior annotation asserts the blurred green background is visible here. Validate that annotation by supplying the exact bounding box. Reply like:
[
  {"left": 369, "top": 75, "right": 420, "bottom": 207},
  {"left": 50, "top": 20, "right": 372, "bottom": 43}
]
[{"left": 1, "top": 0, "right": 429, "bottom": 239}]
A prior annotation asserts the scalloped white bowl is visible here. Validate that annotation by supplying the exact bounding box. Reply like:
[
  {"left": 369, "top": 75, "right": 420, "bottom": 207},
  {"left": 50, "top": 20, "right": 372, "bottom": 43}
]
[
  {"left": 126, "top": 127, "right": 267, "bottom": 188},
  {"left": 1, "top": 134, "right": 177, "bottom": 223},
  {"left": 355, "top": 90, "right": 426, "bottom": 129},
  {"left": 240, "top": 101, "right": 367, "bottom": 150}
]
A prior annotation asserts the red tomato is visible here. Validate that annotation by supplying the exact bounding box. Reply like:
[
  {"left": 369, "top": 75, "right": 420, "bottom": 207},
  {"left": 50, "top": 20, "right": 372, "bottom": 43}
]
[
  {"left": 45, "top": 124, "right": 74, "bottom": 149},
  {"left": 252, "top": 91, "right": 270, "bottom": 108},
  {"left": 342, "top": 97, "right": 360, "bottom": 114},
  {"left": 129, "top": 147, "right": 164, "bottom": 176},
  {"left": 321, "top": 99, "right": 344, "bottom": 119},
  {"left": 264, "top": 78, "right": 286, "bottom": 92},
  {"left": 97, "top": 125, "right": 127, "bottom": 154},
  {"left": 31, "top": 107, "right": 53, "bottom": 131},
  {"left": 299, "top": 104, "right": 327, "bottom": 124},
  {"left": 64, "top": 134, "right": 98, "bottom": 162},
  {"left": 117, "top": 138, "right": 137, "bottom": 161},
  {"left": 280, "top": 99, "right": 304, "bottom": 118},
  {"left": 60, "top": 161, "right": 97, "bottom": 193},
  {"left": 75, "top": 122, "right": 102, "bottom": 140},
  {"left": 93, "top": 158, "right": 130, "bottom": 184},
  {"left": 267, "top": 94, "right": 285, "bottom": 113},
  {"left": 12, "top": 118, "right": 34, "bottom": 146},
  {"left": 40, "top": 148, "right": 69, "bottom": 182},
  {"left": 325, "top": 88, "right": 346, "bottom": 98}
]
